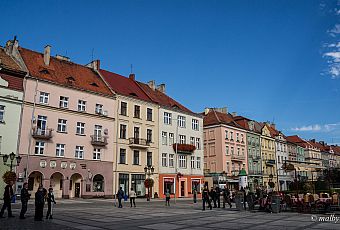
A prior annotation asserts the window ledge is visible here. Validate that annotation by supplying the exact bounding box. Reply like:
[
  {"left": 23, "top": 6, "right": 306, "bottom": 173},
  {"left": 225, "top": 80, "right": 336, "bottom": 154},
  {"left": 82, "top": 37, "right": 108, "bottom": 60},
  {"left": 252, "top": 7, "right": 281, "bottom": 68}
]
[
  {"left": 76, "top": 134, "right": 86, "bottom": 136},
  {"left": 56, "top": 131, "right": 68, "bottom": 134}
]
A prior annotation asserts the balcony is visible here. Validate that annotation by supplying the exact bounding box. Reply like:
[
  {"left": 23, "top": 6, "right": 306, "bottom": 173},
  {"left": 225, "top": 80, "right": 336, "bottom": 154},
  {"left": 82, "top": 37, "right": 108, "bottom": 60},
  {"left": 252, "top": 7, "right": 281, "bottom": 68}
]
[
  {"left": 231, "top": 154, "right": 245, "bottom": 161},
  {"left": 91, "top": 135, "right": 108, "bottom": 146},
  {"left": 266, "top": 159, "right": 276, "bottom": 166},
  {"left": 251, "top": 155, "right": 261, "bottom": 161},
  {"left": 248, "top": 170, "right": 262, "bottom": 176},
  {"left": 172, "top": 144, "right": 196, "bottom": 154},
  {"left": 32, "top": 127, "right": 53, "bottom": 140},
  {"left": 129, "top": 138, "right": 150, "bottom": 149}
]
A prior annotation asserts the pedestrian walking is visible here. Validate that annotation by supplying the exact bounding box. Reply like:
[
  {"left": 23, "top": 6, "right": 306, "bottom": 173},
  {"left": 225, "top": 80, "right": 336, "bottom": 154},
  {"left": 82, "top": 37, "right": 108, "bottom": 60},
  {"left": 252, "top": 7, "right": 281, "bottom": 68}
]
[
  {"left": 215, "top": 186, "right": 221, "bottom": 208},
  {"left": 34, "top": 186, "right": 45, "bottom": 221},
  {"left": 0, "top": 180, "right": 15, "bottom": 218},
  {"left": 222, "top": 185, "right": 232, "bottom": 208},
  {"left": 129, "top": 188, "right": 136, "bottom": 207},
  {"left": 202, "top": 186, "right": 212, "bottom": 211},
  {"left": 117, "top": 187, "right": 124, "bottom": 208},
  {"left": 193, "top": 188, "right": 197, "bottom": 203},
  {"left": 46, "top": 187, "right": 56, "bottom": 219},
  {"left": 209, "top": 187, "right": 217, "bottom": 208},
  {"left": 20, "top": 182, "right": 30, "bottom": 219},
  {"left": 165, "top": 189, "right": 171, "bottom": 206}
]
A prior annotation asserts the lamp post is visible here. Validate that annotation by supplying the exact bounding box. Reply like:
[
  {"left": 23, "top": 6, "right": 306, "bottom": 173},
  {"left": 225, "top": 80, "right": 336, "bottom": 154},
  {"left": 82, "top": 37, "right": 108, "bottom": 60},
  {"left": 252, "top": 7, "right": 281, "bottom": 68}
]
[
  {"left": 1, "top": 152, "right": 22, "bottom": 172},
  {"left": 144, "top": 165, "right": 154, "bottom": 201}
]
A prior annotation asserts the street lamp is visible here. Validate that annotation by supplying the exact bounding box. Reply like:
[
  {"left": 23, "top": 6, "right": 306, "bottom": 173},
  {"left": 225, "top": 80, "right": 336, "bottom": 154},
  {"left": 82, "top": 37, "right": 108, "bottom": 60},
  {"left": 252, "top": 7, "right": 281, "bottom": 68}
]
[
  {"left": 144, "top": 165, "right": 154, "bottom": 201},
  {"left": 1, "top": 152, "right": 22, "bottom": 171}
]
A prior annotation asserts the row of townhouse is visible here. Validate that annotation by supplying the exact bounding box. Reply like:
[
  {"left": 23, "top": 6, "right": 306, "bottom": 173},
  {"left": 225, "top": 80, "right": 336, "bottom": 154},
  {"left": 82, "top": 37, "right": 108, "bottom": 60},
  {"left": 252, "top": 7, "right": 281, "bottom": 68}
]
[
  {"left": 0, "top": 38, "right": 203, "bottom": 198},
  {"left": 203, "top": 107, "right": 340, "bottom": 192}
]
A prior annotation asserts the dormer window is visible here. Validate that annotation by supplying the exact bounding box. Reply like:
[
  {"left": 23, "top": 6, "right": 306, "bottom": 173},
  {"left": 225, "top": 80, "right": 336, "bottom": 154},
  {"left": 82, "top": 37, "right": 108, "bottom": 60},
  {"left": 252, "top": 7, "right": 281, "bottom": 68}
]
[
  {"left": 66, "top": 76, "right": 75, "bottom": 85},
  {"left": 129, "top": 93, "right": 137, "bottom": 97},
  {"left": 39, "top": 69, "right": 49, "bottom": 74},
  {"left": 90, "top": 82, "right": 99, "bottom": 87}
]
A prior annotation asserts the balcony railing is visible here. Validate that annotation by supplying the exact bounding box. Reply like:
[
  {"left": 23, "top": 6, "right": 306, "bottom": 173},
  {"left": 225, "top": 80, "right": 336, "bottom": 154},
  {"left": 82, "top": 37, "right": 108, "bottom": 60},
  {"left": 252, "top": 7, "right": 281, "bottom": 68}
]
[
  {"left": 172, "top": 143, "right": 196, "bottom": 154},
  {"left": 91, "top": 135, "right": 108, "bottom": 146},
  {"left": 231, "top": 154, "right": 245, "bottom": 161},
  {"left": 250, "top": 155, "right": 261, "bottom": 161},
  {"left": 266, "top": 159, "right": 276, "bottom": 166},
  {"left": 129, "top": 138, "right": 150, "bottom": 148},
  {"left": 32, "top": 127, "right": 53, "bottom": 139}
]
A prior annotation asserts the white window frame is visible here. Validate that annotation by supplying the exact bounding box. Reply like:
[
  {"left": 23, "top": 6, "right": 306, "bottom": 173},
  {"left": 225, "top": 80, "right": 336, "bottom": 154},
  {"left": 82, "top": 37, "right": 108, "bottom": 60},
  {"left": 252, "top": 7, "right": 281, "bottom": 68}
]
[
  {"left": 169, "top": 154, "right": 174, "bottom": 167},
  {"left": 197, "top": 157, "right": 201, "bottom": 169},
  {"left": 78, "top": 100, "right": 86, "bottom": 112},
  {"left": 35, "top": 141, "right": 45, "bottom": 155},
  {"left": 95, "top": 104, "right": 103, "bottom": 114},
  {"left": 179, "top": 155, "right": 187, "bottom": 168},
  {"left": 39, "top": 92, "right": 49, "bottom": 104},
  {"left": 191, "top": 156, "right": 195, "bottom": 169},
  {"left": 0, "top": 105, "right": 5, "bottom": 122},
  {"left": 59, "top": 96, "right": 69, "bottom": 108},
  {"left": 57, "top": 119, "right": 67, "bottom": 133},
  {"left": 93, "top": 148, "right": 101, "bottom": 160},
  {"left": 162, "top": 132, "right": 167, "bottom": 145},
  {"left": 190, "top": 137, "right": 195, "bottom": 145},
  {"left": 195, "top": 138, "right": 200, "bottom": 150},
  {"left": 76, "top": 122, "right": 85, "bottom": 135},
  {"left": 192, "top": 119, "right": 199, "bottom": 131},
  {"left": 75, "top": 146, "right": 84, "bottom": 159},
  {"left": 164, "top": 112, "right": 172, "bottom": 125},
  {"left": 178, "top": 115, "right": 186, "bottom": 128},
  {"left": 169, "top": 133, "right": 174, "bottom": 145},
  {"left": 179, "top": 135, "right": 186, "bottom": 144},
  {"left": 162, "top": 153, "right": 167, "bottom": 167},
  {"left": 56, "top": 143, "right": 65, "bottom": 157},
  {"left": 226, "top": 145, "right": 229, "bottom": 155}
]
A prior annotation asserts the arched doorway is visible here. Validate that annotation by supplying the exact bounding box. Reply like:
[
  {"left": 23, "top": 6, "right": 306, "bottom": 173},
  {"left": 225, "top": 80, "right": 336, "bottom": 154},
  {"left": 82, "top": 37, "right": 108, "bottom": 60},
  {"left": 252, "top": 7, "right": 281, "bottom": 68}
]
[
  {"left": 70, "top": 173, "right": 82, "bottom": 198},
  {"left": 50, "top": 172, "right": 64, "bottom": 199},
  {"left": 93, "top": 174, "right": 104, "bottom": 192},
  {"left": 28, "top": 171, "right": 44, "bottom": 193}
]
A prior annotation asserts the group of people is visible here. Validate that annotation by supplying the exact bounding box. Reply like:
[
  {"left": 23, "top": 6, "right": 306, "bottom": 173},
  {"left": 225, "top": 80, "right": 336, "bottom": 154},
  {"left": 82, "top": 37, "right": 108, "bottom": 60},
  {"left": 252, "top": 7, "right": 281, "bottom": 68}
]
[
  {"left": 202, "top": 185, "right": 233, "bottom": 211},
  {"left": 0, "top": 180, "right": 56, "bottom": 221},
  {"left": 116, "top": 187, "right": 137, "bottom": 208}
]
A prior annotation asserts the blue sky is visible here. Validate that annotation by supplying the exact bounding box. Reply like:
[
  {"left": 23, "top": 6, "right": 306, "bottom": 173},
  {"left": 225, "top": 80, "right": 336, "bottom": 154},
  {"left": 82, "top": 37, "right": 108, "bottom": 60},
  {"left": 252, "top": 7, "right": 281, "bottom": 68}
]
[{"left": 1, "top": 0, "right": 339, "bottom": 144}]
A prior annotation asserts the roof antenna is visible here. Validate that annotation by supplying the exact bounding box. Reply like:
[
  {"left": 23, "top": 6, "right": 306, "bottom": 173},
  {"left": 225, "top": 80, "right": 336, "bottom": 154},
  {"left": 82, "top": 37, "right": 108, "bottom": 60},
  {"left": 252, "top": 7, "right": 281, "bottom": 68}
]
[
  {"left": 91, "top": 48, "right": 94, "bottom": 62},
  {"left": 130, "top": 64, "right": 133, "bottom": 74}
]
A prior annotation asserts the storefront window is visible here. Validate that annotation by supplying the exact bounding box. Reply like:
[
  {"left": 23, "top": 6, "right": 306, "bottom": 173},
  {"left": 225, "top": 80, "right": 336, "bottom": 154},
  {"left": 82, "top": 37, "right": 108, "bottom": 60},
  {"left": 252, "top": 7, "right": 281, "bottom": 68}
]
[
  {"left": 119, "top": 173, "right": 129, "bottom": 195},
  {"left": 93, "top": 174, "right": 104, "bottom": 192},
  {"left": 191, "top": 179, "right": 200, "bottom": 193},
  {"left": 163, "top": 178, "right": 174, "bottom": 194},
  {"left": 131, "top": 174, "right": 146, "bottom": 197}
]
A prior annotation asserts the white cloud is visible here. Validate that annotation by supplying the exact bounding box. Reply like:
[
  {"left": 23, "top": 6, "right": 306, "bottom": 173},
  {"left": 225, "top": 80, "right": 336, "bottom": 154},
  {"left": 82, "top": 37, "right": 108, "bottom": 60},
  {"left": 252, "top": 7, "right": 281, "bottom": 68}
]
[
  {"left": 291, "top": 122, "right": 340, "bottom": 132},
  {"left": 324, "top": 51, "right": 340, "bottom": 59},
  {"left": 329, "top": 24, "right": 340, "bottom": 36}
]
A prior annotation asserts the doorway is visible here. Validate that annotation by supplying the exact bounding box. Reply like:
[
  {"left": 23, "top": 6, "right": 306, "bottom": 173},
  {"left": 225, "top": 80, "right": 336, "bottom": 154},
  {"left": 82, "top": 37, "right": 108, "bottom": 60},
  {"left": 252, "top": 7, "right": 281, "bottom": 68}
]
[
  {"left": 75, "top": 183, "right": 80, "bottom": 198},
  {"left": 180, "top": 181, "right": 185, "bottom": 197}
]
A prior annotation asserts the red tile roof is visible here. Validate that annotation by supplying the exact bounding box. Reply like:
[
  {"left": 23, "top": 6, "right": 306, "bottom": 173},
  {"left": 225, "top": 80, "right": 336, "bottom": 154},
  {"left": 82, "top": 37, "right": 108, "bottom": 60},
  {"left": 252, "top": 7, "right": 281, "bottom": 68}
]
[
  {"left": 203, "top": 109, "right": 243, "bottom": 128},
  {"left": 0, "top": 47, "right": 24, "bottom": 91},
  {"left": 19, "top": 47, "right": 113, "bottom": 96},
  {"left": 0, "top": 47, "right": 21, "bottom": 71},
  {"left": 286, "top": 135, "right": 309, "bottom": 148}
]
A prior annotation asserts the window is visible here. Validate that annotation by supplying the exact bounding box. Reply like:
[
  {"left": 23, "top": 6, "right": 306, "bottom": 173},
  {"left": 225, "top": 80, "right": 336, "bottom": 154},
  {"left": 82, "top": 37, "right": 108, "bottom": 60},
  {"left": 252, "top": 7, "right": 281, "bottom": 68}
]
[
  {"left": 236, "top": 133, "right": 239, "bottom": 142},
  {"left": 134, "top": 127, "right": 140, "bottom": 139},
  {"left": 226, "top": 146, "right": 229, "bottom": 155},
  {"left": 162, "top": 153, "right": 167, "bottom": 167},
  {"left": 76, "top": 122, "right": 85, "bottom": 135},
  {"left": 226, "top": 161, "right": 230, "bottom": 172},
  {"left": 133, "top": 150, "right": 139, "bottom": 165},
  {"left": 169, "top": 133, "right": 174, "bottom": 145},
  {"left": 164, "top": 112, "right": 172, "bottom": 125},
  {"left": 179, "top": 155, "right": 187, "bottom": 168},
  {"left": 178, "top": 115, "right": 186, "bottom": 128},
  {"left": 119, "top": 149, "right": 126, "bottom": 164},
  {"left": 237, "top": 148, "right": 240, "bottom": 156},
  {"left": 197, "top": 157, "right": 201, "bottom": 169},
  {"left": 134, "top": 105, "right": 140, "bottom": 118},
  {"left": 75, "top": 146, "right": 84, "bottom": 159},
  {"left": 120, "top": 124, "right": 127, "bottom": 139},
  {"left": 57, "top": 119, "right": 67, "bottom": 133},
  {"left": 162, "top": 132, "right": 167, "bottom": 145},
  {"left": 78, "top": 100, "right": 86, "bottom": 112},
  {"left": 190, "top": 137, "right": 195, "bottom": 145},
  {"left": 95, "top": 104, "right": 103, "bottom": 114},
  {"left": 169, "top": 154, "right": 174, "bottom": 167},
  {"left": 241, "top": 134, "right": 244, "bottom": 143},
  {"left": 231, "top": 147, "right": 234, "bottom": 155},
  {"left": 191, "top": 156, "right": 195, "bottom": 169},
  {"left": 147, "top": 152, "right": 152, "bottom": 166},
  {"left": 179, "top": 135, "right": 186, "bottom": 144},
  {"left": 196, "top": 138, "right": 200, "bottom": 150},
  {"left": 242, "top": 148, "right": 245, "bottom": 156},
  {"left": 192, "top": 119, "right": 199, "bottom": 130},
  {"left": 147, "top": 129, "right": 152, "bottom": 143},
  {"left": 59, "top": 96, "right": 69, "bottom": 108},
  {"left": 56, "top": 144, "right": 65, "bottom": 157},
  {"left": 121, "top": 102, "right": 127, "bottom": 116},
  {"left": 0, "top": 105, "right": 4, "bottom": 122},
  {"left": 39, "top": 92, "right": 49, "bottom": 104},
  {"left": 225, "top": 130, "right": 228, "bottom": 139},
  {"left": 147, "top": 108, "right": 152, "bottom": 121},
  {"left": 93, "top": 148, "right": 101, "bottom": 160},
  {"left": 35, "top": 141, "right": 45, "bottom": 155},
  {"left": 230, "top": 131, "right": 234, "bottom": 140}
]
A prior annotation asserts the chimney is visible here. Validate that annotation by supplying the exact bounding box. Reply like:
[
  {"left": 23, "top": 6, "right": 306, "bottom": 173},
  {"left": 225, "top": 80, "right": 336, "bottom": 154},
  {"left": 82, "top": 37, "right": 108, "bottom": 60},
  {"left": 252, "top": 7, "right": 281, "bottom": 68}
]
[
  {"left": 215, "top": 107, "right": 228, "bottom": 114},
  {"left": 56, "top": 54, "right": 70, "bottom": 62},
  {"left": 129, "top": 73, "right": 135, "bottom": 81},
  {"left": 147, "top": 80, "right": 156, "bottom": 90},
  {"left": 204, "top": 108, "right": 210, "bottom": 115},
  {"left": 44, "top": 45, "right": 51, "bottom": 66},
  {"left": 271, "top": 123, "right": 276, "bottom": 129},
  {"left": 156, "top": 84, "right": 165, "bottom": 93},
  {"left": 310, "top": 139, "right": 316, "bottom": 143},
  {"left": 231, "top": 112, "right": 237, "bottom": 117},
  {"left": 86, "top": 60, "right": 100, "bottom": 70},
  {"left": 319, "top": 141, "right": 325, "bottom": 146},
  {"left": 5, "top": 36, "right": 19, "bottom": 56}
]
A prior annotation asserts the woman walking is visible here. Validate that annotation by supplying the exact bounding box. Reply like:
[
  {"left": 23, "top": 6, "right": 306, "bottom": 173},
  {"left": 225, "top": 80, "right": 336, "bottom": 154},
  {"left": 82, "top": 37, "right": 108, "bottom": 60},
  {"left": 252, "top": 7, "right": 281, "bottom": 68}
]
[
  {"left": 46, "top": 187, "right": 56, "bottom": 219},
  {"left": 34, "top": 186, "right": 45, "bottom": 221}
]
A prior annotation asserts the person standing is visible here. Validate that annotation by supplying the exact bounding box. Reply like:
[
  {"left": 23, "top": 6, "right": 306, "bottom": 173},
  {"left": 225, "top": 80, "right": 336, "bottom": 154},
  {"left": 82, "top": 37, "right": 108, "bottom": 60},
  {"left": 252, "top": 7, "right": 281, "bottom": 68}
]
[
  {"left": 222, "top": 185, "right": 232, "bottom": 208},
  {"left": 202, "top": 186, "right": 212, "bottom": 211},
  {"left": 215, "top": 186, "right": 221, "bottom": 208},
  {"left": 46, "top": 187, "right": 56, "bottom": 219},
  {"left": 129, "top": 188, "right": 136, "bottom": 208},
  {"left": 0, "top": 180, "right": 15, "bottom": 218},
  {"left": 193, "top": 188, "right": 197, "bottom": 203},
  {"left": 20, "top": 182, "right": 30, "bottom": 219},
  {"left": 117, "top": 187, "right": 124, "bottom": 208},
  {"left": 209, "top": 187, "right": 217, "bottom": 208},
  {"left": 34, "top": 186, "right": 45, "bottom": 221},
  {"left": 165, "top": 189, "right": 171, "bottom": 206}
]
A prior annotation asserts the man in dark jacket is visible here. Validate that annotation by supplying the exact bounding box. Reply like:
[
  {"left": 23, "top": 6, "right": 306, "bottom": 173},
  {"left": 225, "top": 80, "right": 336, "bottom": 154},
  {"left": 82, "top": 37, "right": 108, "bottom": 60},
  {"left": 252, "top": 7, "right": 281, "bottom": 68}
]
[
  {"left": 0, "top": 180, "right": 15, "bottom": 218},
  {"left": 117, "top": 187, "right": 124, "bottom": 208},
  {"left": 202, "top": 186, "right": 212, "bottom": 211},
  {"left": 222, "top": 185, "right": 232, "bottom": 208},
  {"left": 209, "top": 187, "right": 217, "bottom": 208},
  {"left": 46, "top": 187, "right": 56, "bottom": 219},
  {"left": 20, "top": 182, "right": 30, "bottom": 219},
  {"left": 34, "top": 186, "right": 45, "bottom": 221},
  {"left": 215, "top": 186, "right": 221, "bottom": 208}
]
